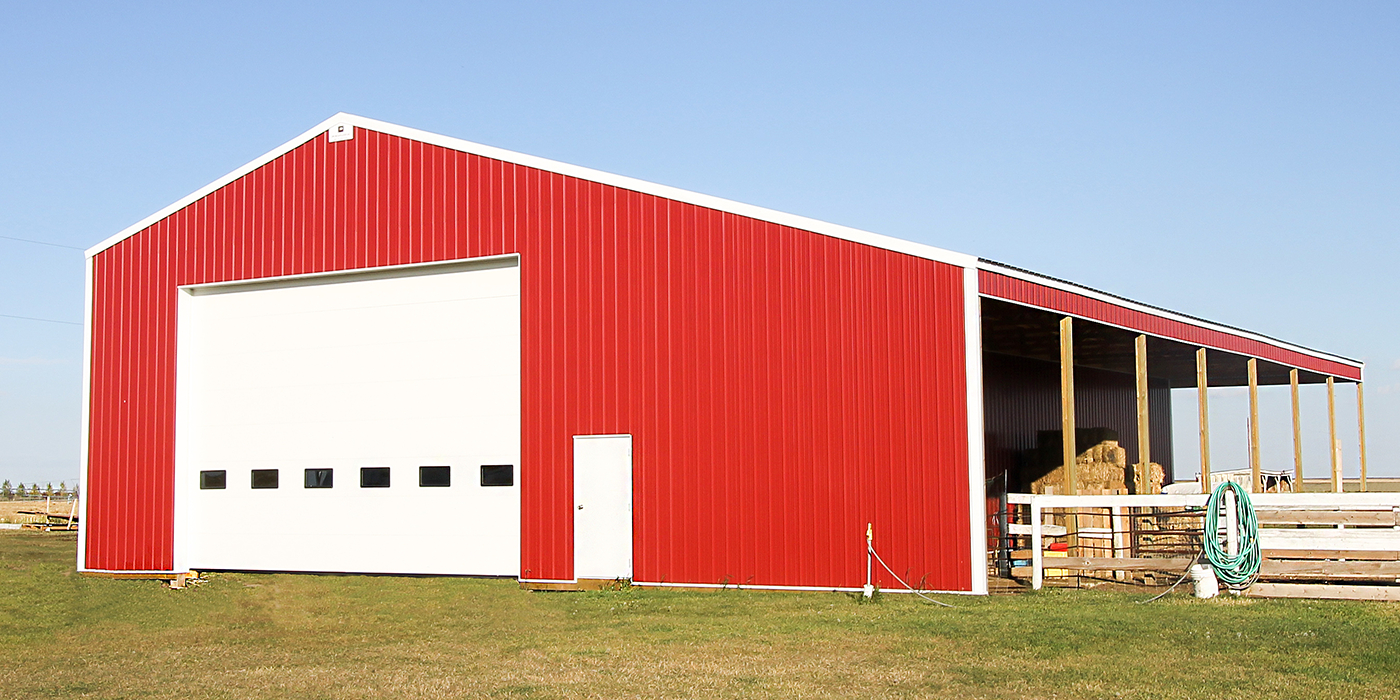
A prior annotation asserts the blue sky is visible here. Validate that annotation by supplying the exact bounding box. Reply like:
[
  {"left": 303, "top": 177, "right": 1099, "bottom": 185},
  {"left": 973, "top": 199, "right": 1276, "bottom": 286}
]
[{"left": 1, "top": 2, "right": 1395, "bottom": 486}]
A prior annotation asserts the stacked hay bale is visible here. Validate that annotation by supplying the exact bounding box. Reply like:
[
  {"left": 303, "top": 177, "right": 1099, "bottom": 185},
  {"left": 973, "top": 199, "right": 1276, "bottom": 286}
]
[
  {"left": 1030, "top": 433, "right": 1164, "bottom": 496},
  {"left": 1026, "top": 428, "right": 1166, "bottom": 566}
]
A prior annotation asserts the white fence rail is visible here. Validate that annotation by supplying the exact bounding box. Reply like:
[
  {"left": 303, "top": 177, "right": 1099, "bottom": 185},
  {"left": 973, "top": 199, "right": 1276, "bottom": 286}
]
[{"left": 1005, "top": 492, "right": 1400, "bottom": 590}]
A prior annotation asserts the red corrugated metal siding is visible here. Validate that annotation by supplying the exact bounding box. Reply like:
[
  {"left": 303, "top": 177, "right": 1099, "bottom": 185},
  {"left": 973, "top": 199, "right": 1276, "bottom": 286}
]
[
  {"left": 978, "top": 270, "right": 1361, "bottom": 381},
  {"left": 87, "top": 128, "right": 972, "bottom": 590}
]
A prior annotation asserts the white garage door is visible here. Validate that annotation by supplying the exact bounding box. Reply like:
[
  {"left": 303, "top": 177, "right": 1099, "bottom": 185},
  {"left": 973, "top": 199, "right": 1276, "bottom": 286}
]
[{"left": 173, "top": 256, "right": 520, "bottom": 576}]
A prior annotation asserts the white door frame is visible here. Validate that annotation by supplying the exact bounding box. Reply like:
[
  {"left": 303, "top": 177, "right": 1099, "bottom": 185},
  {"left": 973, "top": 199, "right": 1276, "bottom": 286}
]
[{"left": 572, "top": 434, "right": 634, "bottom": 580}]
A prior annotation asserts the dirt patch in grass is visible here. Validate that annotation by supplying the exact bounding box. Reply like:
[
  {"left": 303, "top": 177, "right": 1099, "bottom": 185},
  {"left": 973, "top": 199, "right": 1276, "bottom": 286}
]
[{"left": 1, "top": 531, "right": 1398, "bottom": 698}]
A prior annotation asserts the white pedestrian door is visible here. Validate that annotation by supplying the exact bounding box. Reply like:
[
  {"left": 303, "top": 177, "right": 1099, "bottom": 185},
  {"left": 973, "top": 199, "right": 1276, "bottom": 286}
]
[{"left": 573, "top": 434, "right": 633, "bottom": 580}]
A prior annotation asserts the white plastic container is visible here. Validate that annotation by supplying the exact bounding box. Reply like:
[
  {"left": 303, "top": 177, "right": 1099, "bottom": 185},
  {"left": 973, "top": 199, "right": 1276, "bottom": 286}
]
[{"left": 1189, "top": 564, "right": 1219, "bottom": 599}]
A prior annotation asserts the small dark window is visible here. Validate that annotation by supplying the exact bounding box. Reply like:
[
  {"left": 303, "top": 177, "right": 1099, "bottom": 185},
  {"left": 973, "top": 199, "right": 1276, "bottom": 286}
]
[
  {"left": 361, "top": 467, "right": 391, "bottom": 488},
  {"left": 200, "top": 470, "right": 227, "bottom": 490},
  {"left": 480, "top": 465, "right": 514, "bottom": 487},
  {"left": 251, "top": 469, "right": 279, "bottom": 489},
  {"left": 304, "top": 468, "right": 334, "bottom": 489},
  {"left": 419, "top": 466, "right": 451, "bottom": 487}
]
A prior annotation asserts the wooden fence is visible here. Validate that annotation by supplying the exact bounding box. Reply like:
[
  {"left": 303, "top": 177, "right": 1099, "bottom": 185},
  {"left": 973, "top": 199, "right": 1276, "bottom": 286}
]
[{"left": 1001, "top": 492, "right": 1400, "bottom": 600}]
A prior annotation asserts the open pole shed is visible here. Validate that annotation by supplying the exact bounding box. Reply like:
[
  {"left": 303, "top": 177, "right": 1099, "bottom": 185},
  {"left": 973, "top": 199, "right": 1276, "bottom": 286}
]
[{"left": 78, "top": 114, "right": 1364, "bottom": 594}]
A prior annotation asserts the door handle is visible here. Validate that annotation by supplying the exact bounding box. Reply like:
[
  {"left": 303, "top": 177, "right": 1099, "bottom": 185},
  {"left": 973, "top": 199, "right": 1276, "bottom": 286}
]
[{"left": 577, "top": 504, "right": 584, "bottom": 510}]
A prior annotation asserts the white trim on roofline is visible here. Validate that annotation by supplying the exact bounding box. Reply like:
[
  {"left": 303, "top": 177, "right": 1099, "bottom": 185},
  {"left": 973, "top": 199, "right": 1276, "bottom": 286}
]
[
  {"left": 86, "top": 113, "right": 977, "bottom": 270},
  {"left": 86, "top": 113, "right": 1362, "bottom": 377},
  {"left": 977, "top": 259, "right": 1364, "bottom": 372},
  {"left": 87, "top": 115, "right": 343, "bottom": 257}
]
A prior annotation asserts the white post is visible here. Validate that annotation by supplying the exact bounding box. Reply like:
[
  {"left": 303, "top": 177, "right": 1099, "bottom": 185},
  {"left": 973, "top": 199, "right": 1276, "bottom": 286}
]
[
  {"left": 1032, "top": 500, "right": 1044, "bottom": 590},
  {"left": 1225, "top": 489, "right": 1238, "bottom": 558},
  {"left": 1111, "top": 505, "right": 1125, "bottom": 581},
  {"left": 863, "top": 523, "right": 874, "bottom": 598}
]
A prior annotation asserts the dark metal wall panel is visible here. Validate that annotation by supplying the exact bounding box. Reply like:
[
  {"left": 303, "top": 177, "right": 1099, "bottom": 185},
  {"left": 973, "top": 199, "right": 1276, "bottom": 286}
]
[
  {"left": 87, "top": 128, "right": 973, "bottom": 590},
  {"left": 978, "top": 270, "right": 1362, "bottom": 381},
  {"left": 982, "top": 352, "right": 1173, "bottom": 489}
]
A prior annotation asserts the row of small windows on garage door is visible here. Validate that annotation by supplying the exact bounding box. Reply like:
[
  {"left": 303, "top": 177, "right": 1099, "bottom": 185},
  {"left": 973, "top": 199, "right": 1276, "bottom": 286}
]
[{"left": 198, "top": 465, "right": 514, "bottom": 490}]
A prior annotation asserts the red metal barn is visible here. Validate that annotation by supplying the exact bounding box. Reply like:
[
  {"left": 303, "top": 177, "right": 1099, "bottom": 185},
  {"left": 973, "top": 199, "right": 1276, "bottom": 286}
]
[{"left": 79, "top": 114, "right": 1364, "bottom": 594}]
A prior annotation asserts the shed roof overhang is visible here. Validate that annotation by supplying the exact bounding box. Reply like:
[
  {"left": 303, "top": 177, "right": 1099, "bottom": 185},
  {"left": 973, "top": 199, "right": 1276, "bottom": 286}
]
[{"left": 978, "top": 261, "right": 1363, "bottom": 386}]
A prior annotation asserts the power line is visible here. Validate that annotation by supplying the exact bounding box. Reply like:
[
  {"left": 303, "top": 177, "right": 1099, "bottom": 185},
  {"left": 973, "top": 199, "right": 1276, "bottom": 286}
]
[
  {"left": 0, "top": 313, "right": 81, "bottom": 326},
  {"left": 0, "top": 234, "right": 85, "bottom": 251}
]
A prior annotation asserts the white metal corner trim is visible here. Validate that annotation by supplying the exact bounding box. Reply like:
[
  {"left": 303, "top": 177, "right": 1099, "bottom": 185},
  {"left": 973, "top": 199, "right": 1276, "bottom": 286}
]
[
  {"left": 86, "top": 113, "right": 977, "bottom": 271},
  {"left": 963, "top": 265, "right": 988, "bottom": 595},
  {"left": 76, "top": 256, "right": 94, "bottom": 572}
]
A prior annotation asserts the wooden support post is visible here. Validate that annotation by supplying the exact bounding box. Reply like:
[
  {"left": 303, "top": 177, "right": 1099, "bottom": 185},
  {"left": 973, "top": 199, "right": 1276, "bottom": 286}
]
[
  {"left": 1328, "top": 376, "right": 1341, "bottom": 493},
  {"left": 1291, "top": 369, "right": 1303, "bottom": 491},
  {"left": 1248, "top": 358, "right": 1261, "bottom": 493},
  {"left": 1059, "top": 317, "right": 1077, "bottom": 494},
  {"left": 1197, "top": 349, "right": 1211, "bottom": 494},
  {"left": 1358, "top": 382, "right": 1368, "bottom": 493},
  {"left": 1135, "top": 335, "right": 1151, "bottom": 494},
  {"left": 1059, "top": 317, "right": 1078, "bottom": 552}
]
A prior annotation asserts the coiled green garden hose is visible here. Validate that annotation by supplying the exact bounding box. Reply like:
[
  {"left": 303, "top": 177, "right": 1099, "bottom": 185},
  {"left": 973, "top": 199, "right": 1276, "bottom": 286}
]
[{"left": 1202, "top": 481, "right": 1261, "bottom": 589}]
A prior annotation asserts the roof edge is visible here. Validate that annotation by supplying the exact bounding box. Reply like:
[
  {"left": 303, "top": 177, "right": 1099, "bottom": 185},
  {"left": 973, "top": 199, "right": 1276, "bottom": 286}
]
[
  {"left": 86, "top": 113, "right": 350, "bottom": 257},
  {"left": 86, "top": 114, "right": 1362, "bottom": 379},
  {"left": 87, "top": 113, "right": 977, "bottom": 270},
  {"left": 977, "top": 258, "right": 1364, "bottom": 372}
]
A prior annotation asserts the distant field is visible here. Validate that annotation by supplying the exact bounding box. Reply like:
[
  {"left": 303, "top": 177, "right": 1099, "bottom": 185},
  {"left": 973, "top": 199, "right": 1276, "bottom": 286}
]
[
  {"left": 0, "top": 498, "right": 76, "bottom": 524},
  {"left": 1, "top": 532, "right": 1398, "bottom": 699}
]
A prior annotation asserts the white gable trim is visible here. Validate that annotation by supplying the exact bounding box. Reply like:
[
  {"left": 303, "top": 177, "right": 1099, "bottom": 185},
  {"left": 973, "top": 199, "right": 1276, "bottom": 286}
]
[
  {"left": 87, "top": 113, "right": 976, "bottom": 269},
  {"left": 86, "top": 113, "right": 1362, "bottom": 376}
]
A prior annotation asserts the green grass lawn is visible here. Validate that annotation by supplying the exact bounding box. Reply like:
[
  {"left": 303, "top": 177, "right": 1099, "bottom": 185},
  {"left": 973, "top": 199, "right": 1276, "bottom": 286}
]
[{"left": 2, "top": 531, "right": 1398, "bottom": 699}]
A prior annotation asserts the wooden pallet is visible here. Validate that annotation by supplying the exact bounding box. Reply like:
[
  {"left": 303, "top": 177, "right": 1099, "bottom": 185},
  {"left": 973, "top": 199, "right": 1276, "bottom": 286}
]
[
  {"left": 1248, "top": 583, "right": 1400, "bottom": 601},
  {"left": 80, "top": 570, "right": 196, "bottom": 588},
  {"left": 520, "top": 578, "right": 631, "bottom": 592},
  {"left": 1010, "top": 557, "right": 1194, "bottom": 577},
  {"left": 1255, "top": 508, "right": 1400, "bottom": 527},
  {"left": 1260, "top": 559, "right": 1400, "bottom": 581}
]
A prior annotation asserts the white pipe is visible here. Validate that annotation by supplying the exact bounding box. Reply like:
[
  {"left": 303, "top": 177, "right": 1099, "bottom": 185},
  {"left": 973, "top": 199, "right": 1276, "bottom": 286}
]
[{"left": 863, "top": 523, "right": 874, "bottom": 598}]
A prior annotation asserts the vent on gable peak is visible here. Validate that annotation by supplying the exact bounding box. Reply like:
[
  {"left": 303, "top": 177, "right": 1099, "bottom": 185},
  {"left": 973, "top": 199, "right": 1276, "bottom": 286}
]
[{"left": 327, "top": 122, "right": 354, "bottom": 142}]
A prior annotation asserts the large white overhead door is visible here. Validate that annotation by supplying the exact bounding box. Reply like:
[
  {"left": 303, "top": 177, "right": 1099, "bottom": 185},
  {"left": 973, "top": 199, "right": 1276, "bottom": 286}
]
[{"left": 174, "top": 257, "right": 520, "bottom": 576}]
